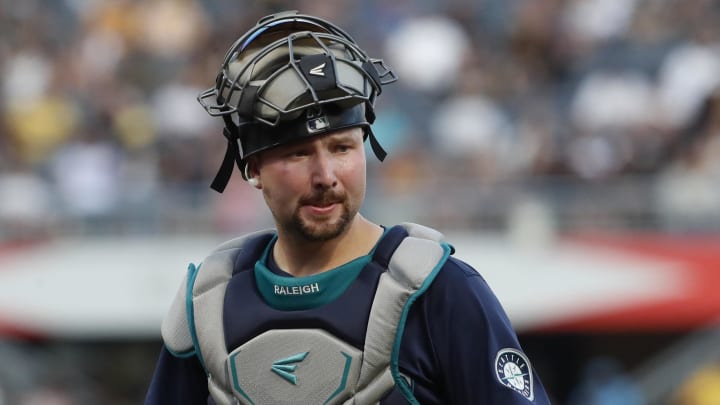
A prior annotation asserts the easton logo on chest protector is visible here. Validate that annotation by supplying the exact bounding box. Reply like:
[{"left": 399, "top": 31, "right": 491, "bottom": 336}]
[{"left": 271, "top": 352, "right": 309, "bottom": 385}]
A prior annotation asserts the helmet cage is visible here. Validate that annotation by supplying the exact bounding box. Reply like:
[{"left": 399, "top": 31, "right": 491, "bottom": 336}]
[
  {"left": 198, "top": 12, "right": 397, "bottom": 192},
  {"left": 198, "top": 14, "right": 396, "bottom": 126}
]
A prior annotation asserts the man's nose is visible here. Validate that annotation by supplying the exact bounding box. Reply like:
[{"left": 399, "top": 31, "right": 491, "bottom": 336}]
[{"left": 311, "top": 151, "right": 338, "bottom": 189}]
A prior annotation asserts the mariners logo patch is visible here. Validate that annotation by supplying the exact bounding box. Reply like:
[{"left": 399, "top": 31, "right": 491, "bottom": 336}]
[{"left": 495, "top": 348, "right": 534, "bottom": 400}]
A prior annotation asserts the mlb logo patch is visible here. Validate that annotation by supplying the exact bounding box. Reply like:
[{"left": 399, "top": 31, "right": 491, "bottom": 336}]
[{"left": 306, "top": 116, "right": 330, "bottom": 133}]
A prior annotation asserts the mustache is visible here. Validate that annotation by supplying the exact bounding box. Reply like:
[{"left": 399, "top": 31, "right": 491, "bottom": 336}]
[{"left": 299, "top": 190, "right": 345, "bottom": 206}]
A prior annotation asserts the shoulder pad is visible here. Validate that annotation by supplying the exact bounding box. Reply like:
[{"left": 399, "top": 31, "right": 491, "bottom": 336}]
[
  {"left": 160, "top": 229, "right": 275, "bottom": 357},
  {"left": 398, "top": 222, "right": 446, "bottom": 243},
  {"left": 161, "top": 263, "right": 198, "bottom": 356}
]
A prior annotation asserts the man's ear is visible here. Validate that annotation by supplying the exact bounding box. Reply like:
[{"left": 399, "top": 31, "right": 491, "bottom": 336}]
[{"left": 244, "top": 158, "right": 262, "bottom": 189}]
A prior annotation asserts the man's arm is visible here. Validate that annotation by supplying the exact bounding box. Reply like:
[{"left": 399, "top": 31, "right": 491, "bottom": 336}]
[
  {"left": 413, "top": 257, "right": 552, "bottom": 404},
  {"left": 144, "top": 346, "right": 209, "bottom": 405}
]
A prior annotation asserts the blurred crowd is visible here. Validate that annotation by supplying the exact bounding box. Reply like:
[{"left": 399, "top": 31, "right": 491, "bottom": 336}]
[
  {"left": 1, "top": 0, "right": 720, "bottom": 241},
  {"left": 2, "top": 1, "right": 720, "bottom": 404}
]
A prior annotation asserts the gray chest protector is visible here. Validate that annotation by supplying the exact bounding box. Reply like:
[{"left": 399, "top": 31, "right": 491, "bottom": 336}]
[{"left": 161, "top": 223, "right": 452, "bottom": 405}]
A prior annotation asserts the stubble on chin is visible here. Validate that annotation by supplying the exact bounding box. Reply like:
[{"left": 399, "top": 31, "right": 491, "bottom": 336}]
[{"left": 288, "top": 199, "right": 353, "bottom": 242}]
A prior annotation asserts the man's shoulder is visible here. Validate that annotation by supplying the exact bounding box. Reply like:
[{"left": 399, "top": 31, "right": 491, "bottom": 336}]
[
  {"left": 429, "top": 255, "right": 495, "bottom": 298},
  {"left": 443, "top": 256, "right": 484, "bottom": 279}
]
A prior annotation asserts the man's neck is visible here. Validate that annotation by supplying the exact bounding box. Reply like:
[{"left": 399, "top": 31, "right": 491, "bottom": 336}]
[{"left": 273, "top": 215, "right": 383, "bottom": 277}]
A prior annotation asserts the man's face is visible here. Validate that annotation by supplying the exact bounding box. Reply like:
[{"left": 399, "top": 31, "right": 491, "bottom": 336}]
[{"left": 251, "top": 127, "right": 367, "bottom": 242}]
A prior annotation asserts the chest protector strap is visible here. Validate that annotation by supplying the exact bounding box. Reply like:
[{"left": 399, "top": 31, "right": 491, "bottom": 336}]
[{"left": 161, "top": 223, "right": 452, "bottom": 405}]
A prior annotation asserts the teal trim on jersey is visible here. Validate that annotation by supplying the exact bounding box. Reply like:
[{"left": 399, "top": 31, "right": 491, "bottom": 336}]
[
  {"left": 229, "top": 351, "right": 256, "bottom": 405},
  {"left": 254, "top": 237, "right": 376, "bottom": 310},
  {"left": 185, "top": 262, "right": 207, "bottom": 372},
  {"left": 391, "top": 242, "right": 452, "bottom": 405},
  {"left": 324, "top": 352, "right": 353, "bottom": 404}
]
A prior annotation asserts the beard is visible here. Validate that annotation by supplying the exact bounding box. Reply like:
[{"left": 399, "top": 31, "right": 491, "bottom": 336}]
[{"left": 283, "top": 190, "right": 355, "bottom": 242}]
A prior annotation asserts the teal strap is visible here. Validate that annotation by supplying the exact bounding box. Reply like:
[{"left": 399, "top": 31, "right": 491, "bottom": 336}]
[
  {"left": 391, "top": 242, "right": 453, "bottom": 404},
  {"left": 185, "top": 262, "right": 208, "bottom": 373}
]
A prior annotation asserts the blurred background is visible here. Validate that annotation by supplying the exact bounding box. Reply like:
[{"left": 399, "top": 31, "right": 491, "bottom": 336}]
[{"left": 1, "top": 0, "right": 720, "bottom": 403}]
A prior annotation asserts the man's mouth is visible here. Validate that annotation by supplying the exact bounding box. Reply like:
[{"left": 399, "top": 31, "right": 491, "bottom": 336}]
[
  {"left": 303, "top": 202, "right": 338, "bottom": 216},
  {"left": 309, "top": 200, "right": 337, "bottom": 208},
  {"left": 301, "top": 192, "right": 343, "bottom": 208},
  {"left": 301, "top": 194, "right": 342, "bottom": 213}
]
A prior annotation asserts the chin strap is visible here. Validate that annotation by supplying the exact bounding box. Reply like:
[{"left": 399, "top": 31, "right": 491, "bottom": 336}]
[
  {"left": 364, "top": 101, "right": 387, "bottom": 162},
  {"left": 366, "top": 128, "right": 387, "bottom": 162},
  {"left": 210, "top": 116, "right": 244, "bottom": 193}
]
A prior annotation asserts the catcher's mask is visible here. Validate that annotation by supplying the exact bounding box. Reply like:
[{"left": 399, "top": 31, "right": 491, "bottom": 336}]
[{"left": 198, "top": 10, "right": 397, "bottom": 192}]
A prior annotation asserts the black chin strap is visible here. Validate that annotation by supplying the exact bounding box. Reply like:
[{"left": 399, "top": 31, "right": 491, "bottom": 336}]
[
  {"left": 366, "top": 128, "right": 387, "bottom": 162},
  {"left": 362, "top": 101, "right": 386, "bottom": 162},
  {"left": 210, "top": 116, "right": 244, "bottom": 193}
]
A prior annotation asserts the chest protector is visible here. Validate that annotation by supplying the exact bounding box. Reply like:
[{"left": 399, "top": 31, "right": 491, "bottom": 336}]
[{"left": 160, "top": 223, "right": 452, "bottom": 405}]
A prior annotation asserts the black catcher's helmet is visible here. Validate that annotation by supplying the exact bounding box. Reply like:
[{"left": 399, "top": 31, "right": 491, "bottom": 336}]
[{"left": 198, "top": 10, "right": 397, "bottom": 192}]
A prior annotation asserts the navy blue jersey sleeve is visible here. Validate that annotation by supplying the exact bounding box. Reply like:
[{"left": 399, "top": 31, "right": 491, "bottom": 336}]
[
  {"left": 398, "top": 257, "right": 551, "bottom": 404},
  {"left": 144, "top": 346, "right": 210, "bottom": 405}
]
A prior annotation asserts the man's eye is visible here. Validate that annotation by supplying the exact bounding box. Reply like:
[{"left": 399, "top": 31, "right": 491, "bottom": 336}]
[{"left": 287, "top": 150, "right": 308, "bottom": 157}]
